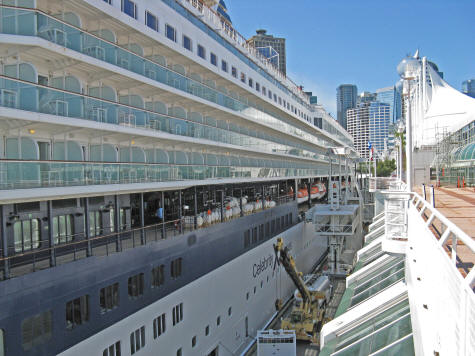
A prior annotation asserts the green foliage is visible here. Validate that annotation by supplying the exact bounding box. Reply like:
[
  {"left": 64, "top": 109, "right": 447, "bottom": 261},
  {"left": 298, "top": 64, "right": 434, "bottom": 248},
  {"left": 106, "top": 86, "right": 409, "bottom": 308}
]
[{"left": 377, "top": 159, "right": 397, "bottom": 177}]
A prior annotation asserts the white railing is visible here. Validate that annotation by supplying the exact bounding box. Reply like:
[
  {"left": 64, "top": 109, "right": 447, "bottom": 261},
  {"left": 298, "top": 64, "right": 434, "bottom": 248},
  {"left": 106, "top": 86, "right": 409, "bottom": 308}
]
[{"left": 406, "top": 192, "right": 475, "bottom": 356}]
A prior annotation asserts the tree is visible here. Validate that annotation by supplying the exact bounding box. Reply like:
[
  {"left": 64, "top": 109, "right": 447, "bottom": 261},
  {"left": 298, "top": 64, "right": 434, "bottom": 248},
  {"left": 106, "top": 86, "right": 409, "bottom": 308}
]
[{"left": 377, "top": 159, "right": 397, "bottom": 177}]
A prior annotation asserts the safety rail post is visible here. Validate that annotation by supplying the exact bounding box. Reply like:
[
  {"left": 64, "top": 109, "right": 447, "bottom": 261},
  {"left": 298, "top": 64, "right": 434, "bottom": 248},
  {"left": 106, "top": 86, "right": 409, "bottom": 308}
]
[
  {"left": 422, "top": 183, "right": 426, "bottom": 200},
  {"left": 430, "top": 185, "right": 435, "bottom": 208}
]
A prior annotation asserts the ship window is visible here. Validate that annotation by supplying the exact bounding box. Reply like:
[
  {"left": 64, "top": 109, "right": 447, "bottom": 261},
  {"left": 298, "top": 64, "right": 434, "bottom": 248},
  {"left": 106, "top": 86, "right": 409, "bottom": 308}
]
[
  {"left": 103, "top": 0, "right": 112, "bottom": 4},
  {"left": 89, "top": 211, "right": 102, "bottom": 237},
  {"left": 271, "top": 220, "right": 276, "bottom": 234},
  {"left": 128, "top": 273, "right": 144, "bottom": 299},
  {"left": 285, "top": 214, "right": 289, "bottom": 226},
  {"left": 130, "top": 326, "right": 145, "bottom": 355},
  {"left": 172, "top": 303, "right": 183, "bottom": 326},
  {"left": 153, "top": 313, "right": 166, "bottom": 339},
  {"left": 205, "top": 325, "right": 209, "bottom": 336},
  {"left": 210, "top": 52, "right": 217, "bottom": 66},
  {"left": 289, "top": 213, "right": 292, "bottom": 224},
  {"left": 165, "top": 24, "right": 176, "bottom": 42},
  {"left": 121, "top": 0, "right": 137, "bottom": 19},
  {"left": 253, "top": 286, "right": 256, "bottom": 294},
  {"left": 21, "top": 311, "right": 52, "bottom": 350},
  {"left": 151, "top": 264, "right": 165, "bottom": 287},
  {"left": 177, "top": 348, "right": 182, "bottom": 356},
  {"left": 228, "top": 307, "right": 232, "bottom": 316},
  {"left": 103, "top": 341, "right": 121, "bottom": 356},
  {"left": 256, "top": 82, "right": 260, "bottom": 92},
  {"left": 278, "top": 97, "right": 282, "bottom": 105},
  {"left": 53, "top": 214, "right": 74, "bottom": 245},
  {"left": 248, "top": 78, "right": 253, "bottom": 88},
  {"left": 261, "top": 280, "right": 263, "bottom": 288},
  {"left": 145, "top": 11, "right": 158, "bottom": 32},
  {"left": 281, "top": 216, "right": 285, "bottom": 229},
  {"left": 66, "top": 295, "right": 89, "bottom": 329},
  {"left": 265, "top": 222, "right": 270, "bottom": 237},
  {"left": 246, "top": 292, "right": 249, "bottom": 300},
  {"left": 244, "top": 229, "right": 250, "bottom": 248},
  {"left": 221, "top": 60, "right": 228, "bottom": 72},
  {"left": 231, "top": 66, "right": 237, "bottom": 78},
  {"left": 252, "top": 227, "right": 258, "bottom": 244},
  {"left": 100, "top": 283, "right": 119, "bottom": 313},
  {"left": 216, "top": 316, "right": 221, "bottom": 326},
  {"left": 268, "top": 90, "right": 272, "bottom": 99},
  {"left": 276, "top": 217, "right": 280, "bottom": 231},
  {"left": 197, "top": 44, "right": 206, "bottom": 59},
  {"left": 273, "top": 94, "right": 277, "bottom": 102},
  {"left": 183, "top": 35, "right": 192, "bottom": 51},
  {"left": 240, "top": 72, "right": 246, "bottom": 83},
  {"left": 259, "top": 224, "right": 264, "bottom": 241},
  {"left": 192, "top": 335, "right": 197, "bottom": 347},
  {"left": 262, "top": 87, "right": 266, "bottom": 95},
  {"left": 13, "top": 219, "right": 40, "bottom": 253},
  {"left": 170, "top": 258, "right": 182, "bottom": 279}
]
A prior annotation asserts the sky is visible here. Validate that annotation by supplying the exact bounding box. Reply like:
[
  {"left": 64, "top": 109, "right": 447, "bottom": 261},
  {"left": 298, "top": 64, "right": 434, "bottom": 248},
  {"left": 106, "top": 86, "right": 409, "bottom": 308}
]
[{"left": 225, "top": 0, "right": 475, "bottom": 116}]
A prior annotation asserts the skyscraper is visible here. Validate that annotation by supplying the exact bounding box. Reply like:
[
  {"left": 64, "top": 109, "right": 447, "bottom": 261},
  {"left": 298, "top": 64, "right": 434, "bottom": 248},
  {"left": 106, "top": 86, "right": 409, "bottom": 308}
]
[
  {"left": 376, "top": 86, "right": 402, "bottom": 124},
  {"left": 462, "top": 79, "right": 475, "bottom": 98},
  {"left": 336, "top": 84, "right": 357, "bottom": 130},
  {"left": 347, "top": 101, "right": 391, "bottom": 158},
  {"left": 247, "top": 29, "right": 286, "bottom": 75}
]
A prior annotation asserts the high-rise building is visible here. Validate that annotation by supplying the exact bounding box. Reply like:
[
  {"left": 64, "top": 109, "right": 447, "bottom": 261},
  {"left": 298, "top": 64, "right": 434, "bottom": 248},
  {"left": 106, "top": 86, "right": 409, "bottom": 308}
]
[
  {"left": 357, "top": 91, "right": 377, "bottom": 105},
  {"left": 336, "top": 84, "right": 357, "bottom": 130},
  {"left": 347, "top": 103, "right": 370, "bottom": 158},
  {"left": 347, "top": 101, "right": 391, "bottom": 158},
  {"left": 247, "top": 29, "right": 286, "bottom": 75},
  {"left": 376, "top": 86, "right": 402, "bottom": 124},
  {"left": 462, "top": 79, "right": 475, "bottom": 98}
]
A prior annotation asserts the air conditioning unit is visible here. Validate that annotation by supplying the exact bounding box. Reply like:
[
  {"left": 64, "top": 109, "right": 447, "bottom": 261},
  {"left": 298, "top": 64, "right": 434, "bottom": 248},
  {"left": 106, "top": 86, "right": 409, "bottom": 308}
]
[
  {"left": 0, "top": 89, "right": 17, "bottom": 108},
  {"left": 84, "top": 46, "right": 105, "bottom": 61}
]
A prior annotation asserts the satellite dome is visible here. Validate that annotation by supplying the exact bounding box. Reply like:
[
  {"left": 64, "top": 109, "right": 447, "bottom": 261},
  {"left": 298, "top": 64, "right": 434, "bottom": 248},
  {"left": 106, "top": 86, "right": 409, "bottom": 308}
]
[{"left": 397, "top": 56, "right": 421, "bottom": 79}]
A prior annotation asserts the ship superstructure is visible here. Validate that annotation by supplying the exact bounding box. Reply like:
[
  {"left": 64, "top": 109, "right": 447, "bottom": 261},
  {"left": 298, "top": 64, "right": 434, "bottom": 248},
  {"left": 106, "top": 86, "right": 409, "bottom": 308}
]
[{"left": 0, "top": 1, "right": 353, "bottom": 355}]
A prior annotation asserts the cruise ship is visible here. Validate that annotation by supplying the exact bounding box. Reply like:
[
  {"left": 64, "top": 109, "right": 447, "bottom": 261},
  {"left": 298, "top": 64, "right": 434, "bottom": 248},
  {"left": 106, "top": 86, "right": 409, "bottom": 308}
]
[{"left": 0, "top": 1, "right": 355, "bottom": 355}]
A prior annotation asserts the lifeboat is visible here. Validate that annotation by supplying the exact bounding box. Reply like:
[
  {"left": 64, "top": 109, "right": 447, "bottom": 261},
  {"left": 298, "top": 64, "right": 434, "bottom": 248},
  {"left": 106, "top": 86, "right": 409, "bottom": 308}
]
[
  {"left": 310, "top": 185, "right": 320, "bottom": 200},
  {"left": 297, "top": 188, "right": 308, "bottom": 204}
]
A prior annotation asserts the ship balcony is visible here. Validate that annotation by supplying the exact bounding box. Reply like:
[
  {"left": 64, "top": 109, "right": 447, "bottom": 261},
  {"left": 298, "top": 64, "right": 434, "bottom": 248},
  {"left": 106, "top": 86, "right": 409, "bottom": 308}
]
[
  {"left": 0, "top": 75, "right": 329, "bottom": 164},
  {"left": 0, "top": 5, "right": 336, "bottom": 150}
]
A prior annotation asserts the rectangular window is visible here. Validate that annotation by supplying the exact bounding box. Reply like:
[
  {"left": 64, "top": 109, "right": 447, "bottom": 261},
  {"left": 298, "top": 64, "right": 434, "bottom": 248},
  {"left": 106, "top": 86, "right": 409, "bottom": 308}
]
[
  {"left": 268, "top": 90, "right": 272, "bottom": 99},
  {"left": 256, "top": 82, "right": 260, "bottom": 92},
  {"left": 240, "top": 72, "right": 246, "bottom": 83},
  {"left": 14, "top": 219, "right": 40, "bottom": 253},
  {"left": 183, "top": 35, "right": 192, "bottom": 51},
  {"left": 100, "top": 283, "right": 119, "bottom": 313},
  {"left": 66, "top": 295, "right": 89, "bottom": 329},
  {"left": 153, "top": 313, "right": 166, "bottom": 339},
  {"left": 130, "top": 326, "right": 145, "bottom": 355},
  {"left": 289, "top": 213, "right": 292, "bottom": 224},
  {"left": 21, "top": 311, "right": 52, "bottom": 351},
  {"left": 262, "top": 87, "right": 266, "bottom": 95},
  {"left": 252, "top": 227, "right": 257, "bottom": 244},
  {"left": 265, "top": 222, "right": 270, "bottom": 237},
  {"left": 192, "top": 335, "right": 197, "bottom": 347},
  {"left": 244, "top": 229, "right": 250, "bottom": 248},
  {"left": 145, "top": 11, "right": 158, "bottom": 31},
  {"left": 197, "top": 44, "right": 206, "bottom": 59},
  {"left": 281, "top": 216, "right": 285, "bottom": 229},
  {"left": 151, "top": 264, "right": 165, "bottom": 287},
  {"left": 259, "top": 224, "right": 264, "bottom": 241},
  {"left": 128, "top": 273, "right": 144, "bottom": 298},
  {"left": 210, "top": 52, "right": 217, "bottom": 66},
  {"left": 165, "top": 24, "right": 176, "bottom": 42},
  {"left": 110, "top": 208, "right": 126, "bottom": 232},
  {"left": 271, "top": 219, "right": 276, "bottom": 234},
  {"left": 53, "top": 214, "right": 73, "bottom": 245},
  {"left": 170, "top": 258, "right": 182, "bottom": 279},
  {"left": 273, "top": 94, "right": 277, "bottom": 102},
  {"left": 89, "top": 211, "right": 102, "bottom": 237},
  {"left": 248, "top": 78, "right": 253, "bottom": 88},
  {"left": 278, "top": 97, "right": 282, "bottom": 105},
  {"left": 276, "top": 217, "right": 280, "bottom": 232},
  {"left": 221, "top": 60, "right": 228, "bottom": 72},
  {"left": 121, "top": 0, "right": 137, "bottom": 19},
  {"left": 172, "top": 303, "right": 183, "bottom": 326},
  {"left": 231, "top": 66, "right": 237, "bottom": 78},
  {"left": 103, "top": 341, "right": 121, "bottom": 356}
]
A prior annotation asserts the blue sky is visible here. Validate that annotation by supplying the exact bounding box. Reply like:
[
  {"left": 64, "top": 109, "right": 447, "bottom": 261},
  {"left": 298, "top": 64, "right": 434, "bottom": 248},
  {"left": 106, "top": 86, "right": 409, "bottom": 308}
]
[{"left": 226, "top": 0, "right": 475, "bottom": 116}]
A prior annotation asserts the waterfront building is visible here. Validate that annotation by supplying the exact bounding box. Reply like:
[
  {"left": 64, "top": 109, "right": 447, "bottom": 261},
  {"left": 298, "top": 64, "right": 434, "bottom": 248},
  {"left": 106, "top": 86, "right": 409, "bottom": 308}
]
[
  {"left": 376, "top": 86, "right": 402, "bottom": 124},
  {"left": 337, "top": 84, "right": 357, "bottom": 129},
  {"left": 347, "top": 103, "right": 370, "bottom": 158},
  {"left": 247, "top": 29, "right": 286, "bottom": 75}
]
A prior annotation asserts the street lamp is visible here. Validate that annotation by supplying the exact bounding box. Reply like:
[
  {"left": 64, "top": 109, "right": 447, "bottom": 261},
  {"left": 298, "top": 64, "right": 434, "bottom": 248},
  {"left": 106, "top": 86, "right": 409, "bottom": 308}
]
[
  {"left": 396, "top": 120, "right": 405, "bottom": 181},
  {"left": 397, "top": 55, "right": 421, "bottom": 192}
]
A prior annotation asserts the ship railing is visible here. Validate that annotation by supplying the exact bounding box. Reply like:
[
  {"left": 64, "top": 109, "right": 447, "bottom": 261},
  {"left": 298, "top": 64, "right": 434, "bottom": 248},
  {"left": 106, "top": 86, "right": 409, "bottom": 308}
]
[
  {"left": 0, "top": 5, "right": 333, "bottom": 147},
  {"left": 405, "top": 192, "right": 475, "bottom": 355},
  {"left": 0, "top": 194, "right": 295, "bottom": 280},
  {"left": 369, "top": 177, "right": 399, "bottom": 192},
  {"left": 314, "top": 223, "right": 353, "bottom": 235},
  {"left": 0, "top": 159, "right": 324, "bottom": 191}
]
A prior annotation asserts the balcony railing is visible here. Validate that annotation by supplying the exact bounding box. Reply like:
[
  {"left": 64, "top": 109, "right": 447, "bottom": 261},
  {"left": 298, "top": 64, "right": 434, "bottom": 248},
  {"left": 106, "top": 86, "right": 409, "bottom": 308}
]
[
  {"left": 0, "top": 159, "right": 323, "bottom": 190},
  {"left": 0, "top": 5, "right": 337, "bottom": 148},
  {"left": 0, "top": 76, "right": 328, "bottom": 163}
]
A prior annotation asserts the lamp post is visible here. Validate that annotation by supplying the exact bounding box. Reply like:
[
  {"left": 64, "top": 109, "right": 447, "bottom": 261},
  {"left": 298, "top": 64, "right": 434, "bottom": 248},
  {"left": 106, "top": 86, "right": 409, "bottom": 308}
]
[{"left": 397, "top": 120, "right": 405, "bottom": 181}]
